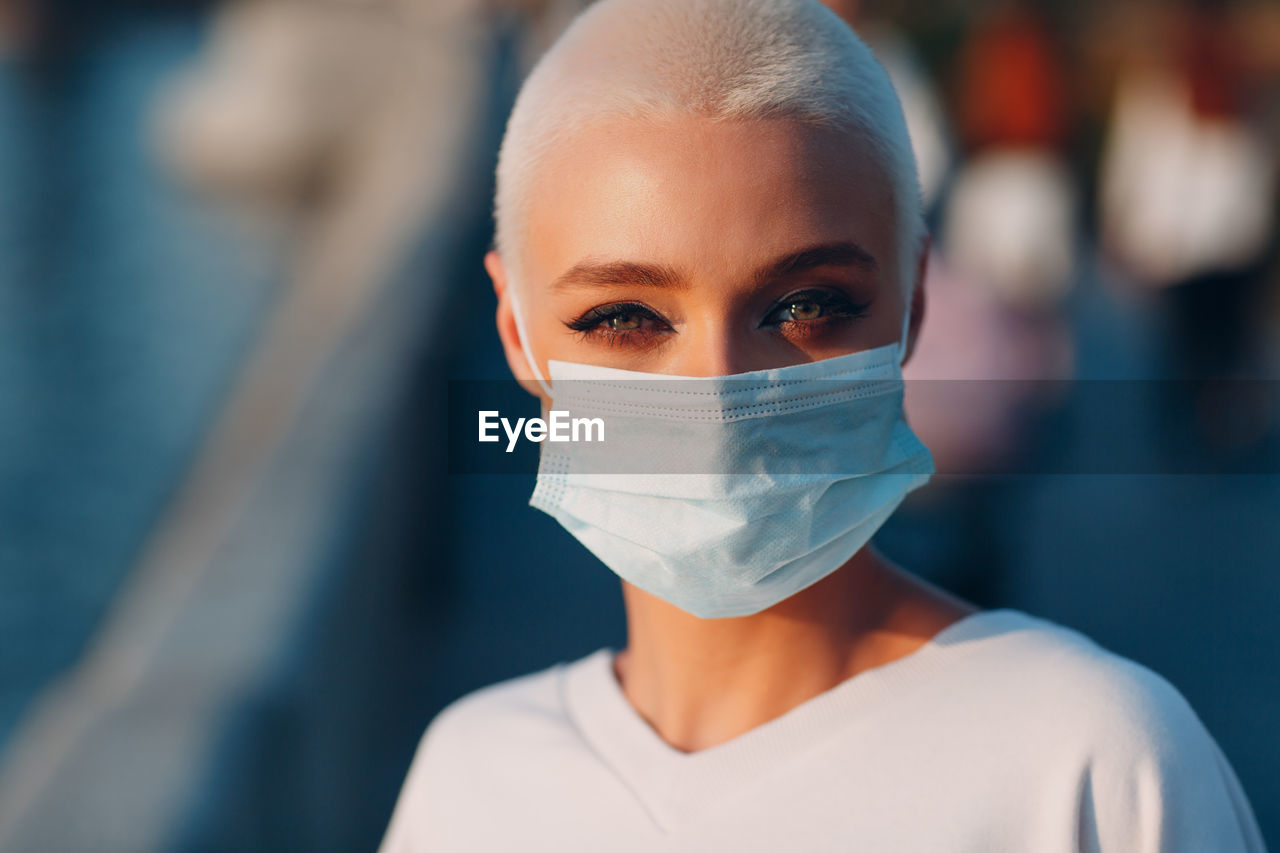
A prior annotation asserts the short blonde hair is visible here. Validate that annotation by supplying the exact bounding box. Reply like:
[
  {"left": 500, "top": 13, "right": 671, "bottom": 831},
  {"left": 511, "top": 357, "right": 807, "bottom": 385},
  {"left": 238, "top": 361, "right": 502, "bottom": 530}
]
[{"left": 495, "top": 0, "right": 925, "bottom": 296}]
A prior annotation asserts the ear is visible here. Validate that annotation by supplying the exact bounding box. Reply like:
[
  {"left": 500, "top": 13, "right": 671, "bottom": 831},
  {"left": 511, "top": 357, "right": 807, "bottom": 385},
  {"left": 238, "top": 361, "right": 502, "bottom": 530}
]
[
  {"left": 487, "top": 250, "right": 551, "bottom": 404},
  {"left": 901, "top": 233, "right": 930, "bottom": 366}
]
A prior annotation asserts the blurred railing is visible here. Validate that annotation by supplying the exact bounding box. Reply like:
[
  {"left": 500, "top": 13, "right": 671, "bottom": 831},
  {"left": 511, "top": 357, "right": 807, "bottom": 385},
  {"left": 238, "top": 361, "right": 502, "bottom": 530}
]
[{"left": 0, "top": 4, "right": 500, "bottom": 850}]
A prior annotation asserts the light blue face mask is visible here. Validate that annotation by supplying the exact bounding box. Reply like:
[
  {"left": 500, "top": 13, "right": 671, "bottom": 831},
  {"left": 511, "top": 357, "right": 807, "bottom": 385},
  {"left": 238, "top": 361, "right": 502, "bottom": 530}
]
[{"left": 508, "top": 285, "right": 934, "bottom": 619}]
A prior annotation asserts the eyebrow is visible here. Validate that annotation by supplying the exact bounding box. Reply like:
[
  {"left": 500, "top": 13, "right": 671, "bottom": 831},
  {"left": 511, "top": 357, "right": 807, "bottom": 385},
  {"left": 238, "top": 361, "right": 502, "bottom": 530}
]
[
  {"left": 549, "top": 241, "right": 877, "bottom": 292},
  {"left": 751, "top": 241, "right": 878, "bottom": 289},
  {"left": 551, "top": 260, "right": 686, "bottom": 291}
]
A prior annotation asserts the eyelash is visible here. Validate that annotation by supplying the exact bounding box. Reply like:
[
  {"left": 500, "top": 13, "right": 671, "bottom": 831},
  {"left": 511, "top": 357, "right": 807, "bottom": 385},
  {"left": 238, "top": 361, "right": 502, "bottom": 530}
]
[
  {"left": 564, "top": 290, "right": 869, "bottom": 346},
  {"left": 761, "top": 289, "right": 870, "bottom": 328},
  {"left": 565, "top": 301, "right": 671, "bottom": 347}
]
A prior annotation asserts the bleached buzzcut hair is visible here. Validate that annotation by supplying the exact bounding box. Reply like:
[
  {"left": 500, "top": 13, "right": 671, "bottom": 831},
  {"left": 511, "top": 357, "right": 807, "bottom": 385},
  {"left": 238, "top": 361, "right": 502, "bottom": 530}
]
[{"left": 495, "top": 0, "right": 925, "bottom": 297}]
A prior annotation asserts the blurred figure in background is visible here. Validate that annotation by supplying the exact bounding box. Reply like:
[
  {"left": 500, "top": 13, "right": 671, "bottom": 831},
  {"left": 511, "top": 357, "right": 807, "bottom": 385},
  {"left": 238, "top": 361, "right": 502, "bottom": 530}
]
[
  {"left": 945, "top": 1, "right": 1077, "bottom": 311},
  {"left": 1097, "top": 0, "right": 1278, "bottom": 448},
  {"left": 1099, "top": 0, "right": 1275, "bottom": 299}
]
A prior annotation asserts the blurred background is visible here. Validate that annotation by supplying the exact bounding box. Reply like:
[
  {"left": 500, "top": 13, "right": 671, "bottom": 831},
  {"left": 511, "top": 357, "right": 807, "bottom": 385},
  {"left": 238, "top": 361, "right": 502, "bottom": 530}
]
[{"left": 0, "top": 0, "right": 1276, "bottom": 849}]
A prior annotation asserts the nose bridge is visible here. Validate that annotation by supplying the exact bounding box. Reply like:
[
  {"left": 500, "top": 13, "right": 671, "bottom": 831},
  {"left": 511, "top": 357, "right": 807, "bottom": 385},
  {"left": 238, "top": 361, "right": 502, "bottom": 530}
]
[{"left": 668, "top": 308, "right": 753, "bottom": 377}]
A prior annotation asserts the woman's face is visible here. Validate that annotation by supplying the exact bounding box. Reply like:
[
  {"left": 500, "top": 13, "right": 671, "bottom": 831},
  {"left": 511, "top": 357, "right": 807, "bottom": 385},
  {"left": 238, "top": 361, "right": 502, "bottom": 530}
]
[{"left": 489, "top": 116, "right": 922, "bottom": 399}]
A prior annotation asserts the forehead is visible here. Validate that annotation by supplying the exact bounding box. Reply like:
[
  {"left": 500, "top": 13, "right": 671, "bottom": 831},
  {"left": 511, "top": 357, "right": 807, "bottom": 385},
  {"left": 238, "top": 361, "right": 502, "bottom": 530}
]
[{"left": 522, "top": 116, "right": 897, "bottom": 286}]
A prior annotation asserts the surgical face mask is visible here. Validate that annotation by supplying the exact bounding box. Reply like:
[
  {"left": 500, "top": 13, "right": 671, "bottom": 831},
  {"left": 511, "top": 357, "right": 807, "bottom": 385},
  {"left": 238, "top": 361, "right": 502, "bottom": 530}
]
[{"left": 506, "top": 283, "right": 933, "bottom": 619}]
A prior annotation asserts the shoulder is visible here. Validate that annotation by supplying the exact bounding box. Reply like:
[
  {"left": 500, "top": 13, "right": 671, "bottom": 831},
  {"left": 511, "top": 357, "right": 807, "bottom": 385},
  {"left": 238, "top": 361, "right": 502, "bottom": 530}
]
[
  {"left": 411, "top": 654, "right": 587, "bottom": 770},
  {"left": 961, "top": 611, "right": 1209, "bottom": 751},
  {"left": 379, "top": 651, "right": 604, "bottom": 851},
  {"left": 949, "top": 610, "right": 1264, "bottom": 851}
]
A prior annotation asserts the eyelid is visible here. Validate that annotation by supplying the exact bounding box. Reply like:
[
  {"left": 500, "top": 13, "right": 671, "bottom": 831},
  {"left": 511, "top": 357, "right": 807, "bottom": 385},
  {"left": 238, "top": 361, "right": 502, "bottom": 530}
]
[
  {"left": 777, "top": 285, "right": 852, "bottom": 303},
  {"left": 565, "top": 301, "right": 669, "bottom": 332}
]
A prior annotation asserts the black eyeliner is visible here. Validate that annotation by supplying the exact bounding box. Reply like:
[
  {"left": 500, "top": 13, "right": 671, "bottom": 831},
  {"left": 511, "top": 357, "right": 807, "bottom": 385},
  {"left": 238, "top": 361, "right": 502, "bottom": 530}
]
[
  {"left": 564, "top": 302, "right": 658, "bottom": 332},
  {"left": 760, "top": 288, "right": 871, "bottom": 327}
]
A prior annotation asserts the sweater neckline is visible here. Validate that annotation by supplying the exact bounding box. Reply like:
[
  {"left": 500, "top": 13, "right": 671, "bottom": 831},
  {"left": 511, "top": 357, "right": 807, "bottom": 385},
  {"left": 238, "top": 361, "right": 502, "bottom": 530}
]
[{"left": 561, "top": 607, "right": 1032, "bottom": 832}]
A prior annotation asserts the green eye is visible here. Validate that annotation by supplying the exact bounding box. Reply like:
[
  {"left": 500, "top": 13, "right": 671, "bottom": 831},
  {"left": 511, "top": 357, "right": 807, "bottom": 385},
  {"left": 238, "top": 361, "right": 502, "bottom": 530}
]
[
  {"left": 787, "top": 300, "right": 823, "bottom": 321},
  {"left": 565, "top": 302, "right": 671, "bottom": 346},
  {"left": 609, "top": 313, "right": 643, "bottom": 331}
]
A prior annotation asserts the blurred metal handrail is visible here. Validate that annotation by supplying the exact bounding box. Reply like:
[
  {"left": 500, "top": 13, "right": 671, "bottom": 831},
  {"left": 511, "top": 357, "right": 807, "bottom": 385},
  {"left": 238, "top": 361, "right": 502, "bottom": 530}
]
[{"left": 0, "top": 7, "right": 492, "bottom": 851}]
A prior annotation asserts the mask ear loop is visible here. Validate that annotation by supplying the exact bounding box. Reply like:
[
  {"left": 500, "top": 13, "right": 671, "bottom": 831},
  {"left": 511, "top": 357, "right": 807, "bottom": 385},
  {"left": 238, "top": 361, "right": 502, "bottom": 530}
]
[
  {"left": 507, "top": 281, "right": 555, "bottom": 399},
  {"left": 895, "top": 290, "right": 914, "bottom": 366}
]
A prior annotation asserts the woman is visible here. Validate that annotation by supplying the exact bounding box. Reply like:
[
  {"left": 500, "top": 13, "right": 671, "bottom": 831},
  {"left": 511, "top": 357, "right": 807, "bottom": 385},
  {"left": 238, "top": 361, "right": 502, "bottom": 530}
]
[{"left": 382, "top": 0, "right": 1264, "bottom": 849}]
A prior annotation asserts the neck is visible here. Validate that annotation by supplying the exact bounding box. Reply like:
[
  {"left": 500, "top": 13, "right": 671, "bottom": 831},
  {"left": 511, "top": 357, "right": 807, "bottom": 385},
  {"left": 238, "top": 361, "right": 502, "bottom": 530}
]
[{"left": 612, "top": 547, "right": 976, "bottom": 752}]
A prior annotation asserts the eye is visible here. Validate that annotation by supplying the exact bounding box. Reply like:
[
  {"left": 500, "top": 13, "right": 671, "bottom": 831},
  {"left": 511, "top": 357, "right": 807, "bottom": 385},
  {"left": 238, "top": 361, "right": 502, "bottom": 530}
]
[
  {"left": 761, "top": 289, "right": 868, "bottom": 327},
  {"left": 784, "top": 299, "right": 823, "bottom": 321},
  {"left": 565, "top": 301, "right": 672, "bottom": 347},
  {"left": 605, "top": 311, "right": 644, "bottom": 331}
]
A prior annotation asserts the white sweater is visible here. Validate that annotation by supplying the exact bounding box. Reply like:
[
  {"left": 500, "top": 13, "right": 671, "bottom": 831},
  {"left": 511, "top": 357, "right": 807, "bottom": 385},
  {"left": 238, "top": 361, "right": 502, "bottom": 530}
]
[{"left": 380, "top": 609, "right": 1266, "bottom": 852}]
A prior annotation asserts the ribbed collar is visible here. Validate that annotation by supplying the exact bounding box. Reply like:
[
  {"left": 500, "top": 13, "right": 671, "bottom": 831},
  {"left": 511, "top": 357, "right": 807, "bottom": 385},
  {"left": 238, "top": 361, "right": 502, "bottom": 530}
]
[{"left": 561, "top": 608, "right": 1033, "bottom": 833}]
